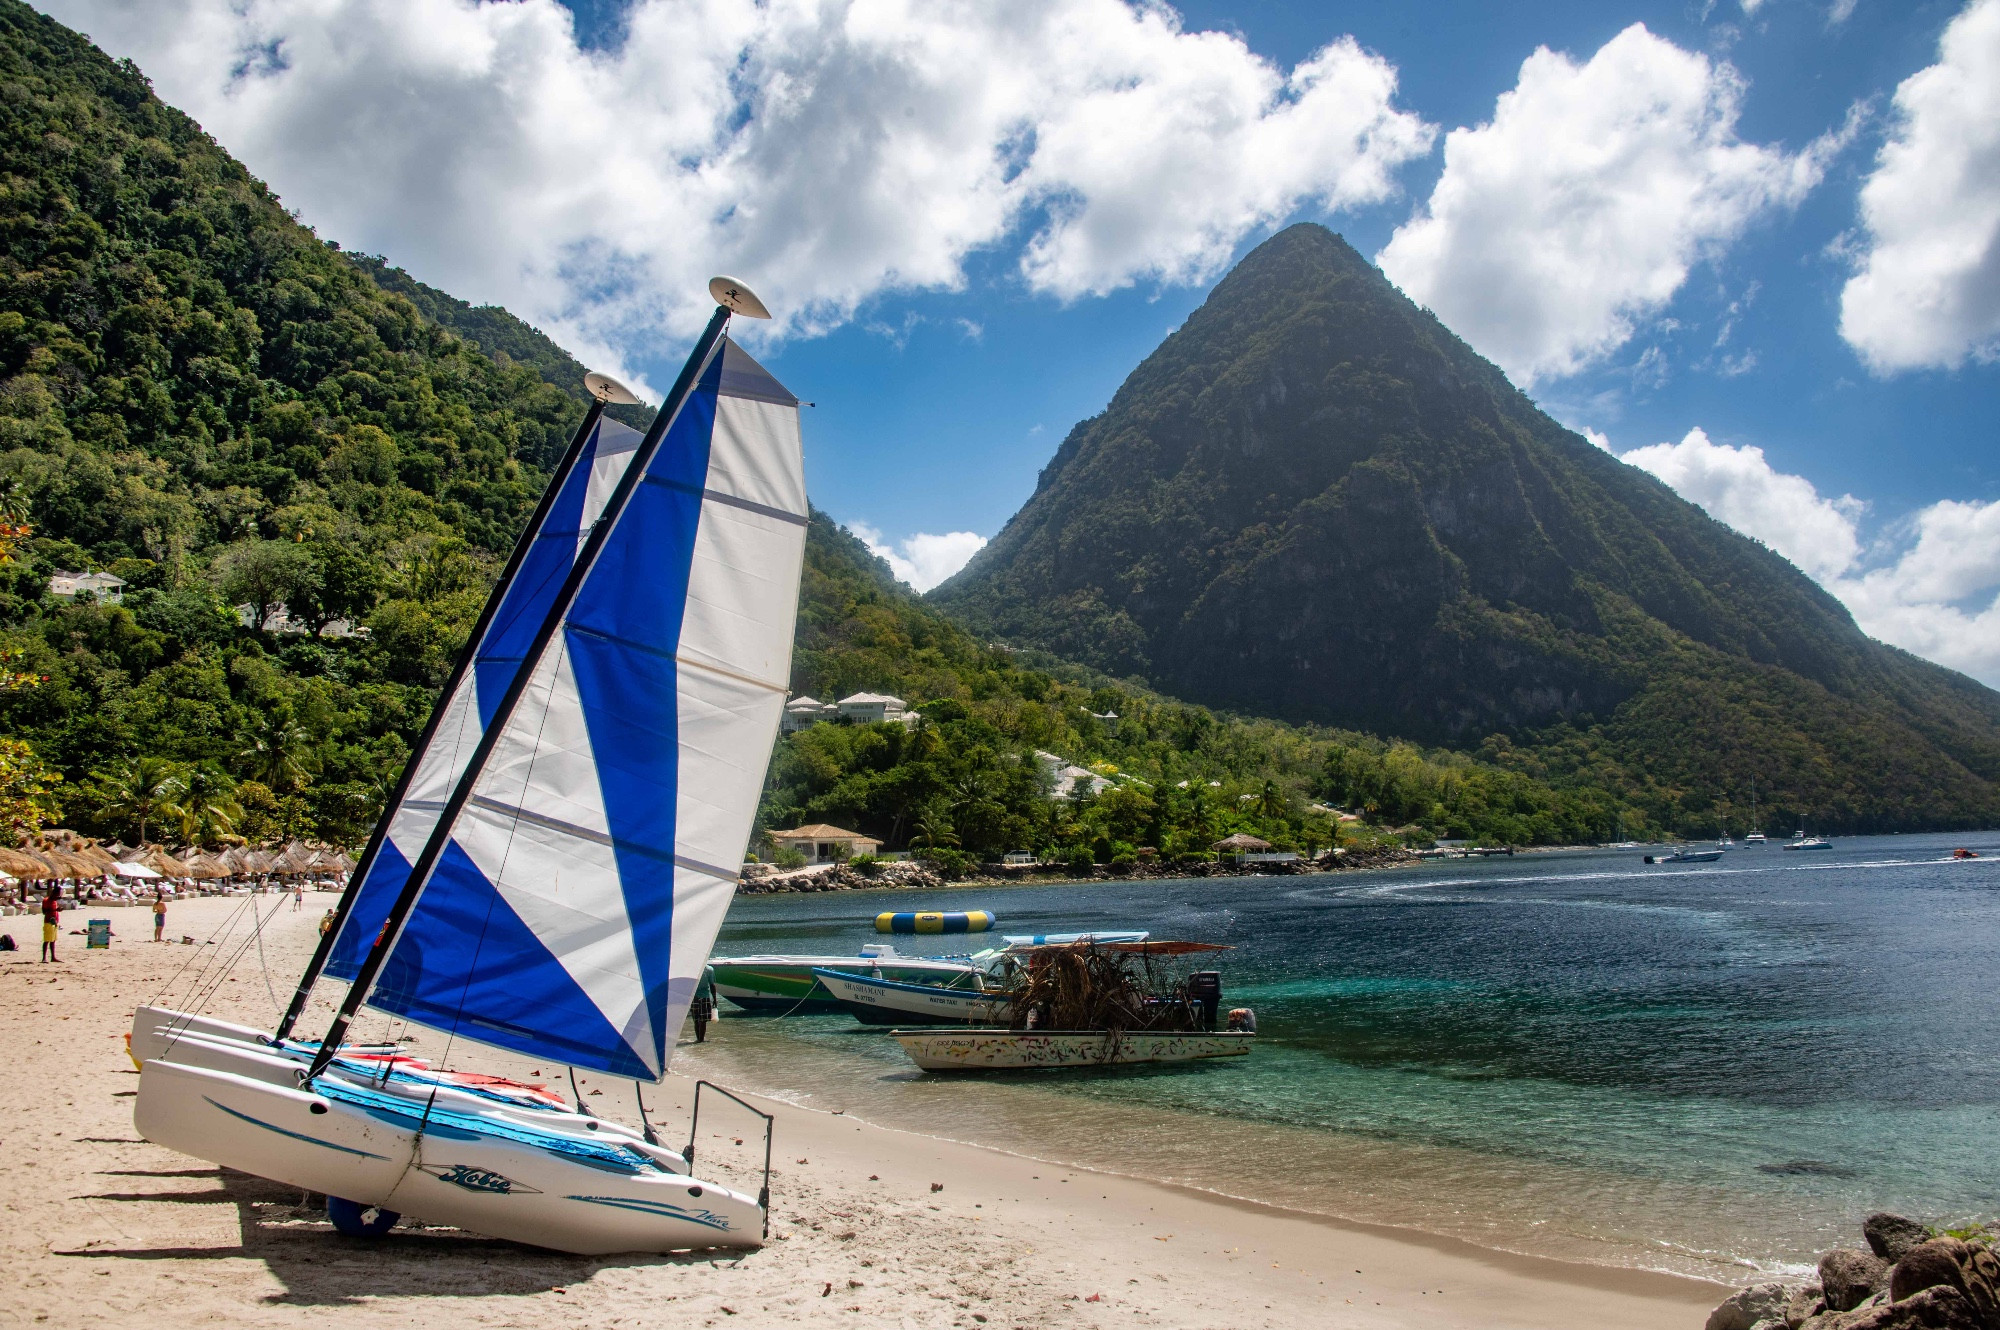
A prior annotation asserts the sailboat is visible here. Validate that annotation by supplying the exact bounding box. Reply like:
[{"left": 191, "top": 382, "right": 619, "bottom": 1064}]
[
  {"left": 130, "top": 278, "right": 807, "bottom": 1254},
  {"left": 1743, "top": 780, "right": 1767, "bottom": 844}
]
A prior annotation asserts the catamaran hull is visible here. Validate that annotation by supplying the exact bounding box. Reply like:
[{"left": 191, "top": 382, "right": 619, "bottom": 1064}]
[
  {"left": 136, "top": 1058, "right": 763, "bottom": 1254},
  {"left": 892, "top": 1029, "right": 1253, "bottom": 1072},
  {"left": 812, "top": 969, "right": 1009, "bottom": 1026}
]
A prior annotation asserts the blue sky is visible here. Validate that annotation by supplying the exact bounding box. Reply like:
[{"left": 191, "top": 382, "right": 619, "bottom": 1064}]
[{"left": 38, "top": 0, "right": 2000, "bottom": 682}]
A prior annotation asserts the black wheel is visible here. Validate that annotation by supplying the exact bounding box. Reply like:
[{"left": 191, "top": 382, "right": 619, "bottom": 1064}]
[{"left": 326, "top": 1195, "right": 400, "bottom": 1237}]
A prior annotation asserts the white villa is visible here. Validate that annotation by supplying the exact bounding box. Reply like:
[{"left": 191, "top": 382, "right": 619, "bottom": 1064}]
[
  {"left": 48, "top": 570, "right": 125, "bottom": 604},
  {"left": 782, "top": 691, "right": 921, "bottom": 732},
  {"left": 1035, "top": 750, "right": 1112, "bottom": 800}
]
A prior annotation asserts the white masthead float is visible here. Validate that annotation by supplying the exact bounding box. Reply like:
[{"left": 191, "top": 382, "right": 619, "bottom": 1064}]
[{"left": 130, "top": 279, "right": 808, "bottom": 1254}]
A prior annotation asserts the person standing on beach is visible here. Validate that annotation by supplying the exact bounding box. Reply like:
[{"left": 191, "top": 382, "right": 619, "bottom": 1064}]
[
  {"left": 292, "top": 882, "right": 303, "bottom": 911},
  {"left": 153, "top": 889, "right": 166, "bottom": 943},
  {"left": 40, "top": 886, "right": 59, "bottom": 962}
]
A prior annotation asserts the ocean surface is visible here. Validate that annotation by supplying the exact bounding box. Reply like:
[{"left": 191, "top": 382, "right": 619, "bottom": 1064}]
[{"left": 678, "top": 833, "right": 2000, "bottom": 1279}]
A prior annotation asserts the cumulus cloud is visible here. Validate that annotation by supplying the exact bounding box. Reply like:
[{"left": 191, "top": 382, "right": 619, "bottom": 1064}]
[
  {"left": 43, "top": 0, "right": 1433, "bottom": 368},
  {"left": 1378, "top": 24, "right": 1845, "bottom": 385},
  {"left": 1838, "top": 0, "right": 2000, "bottom": 372},
  {"left": 850, "top": 521, "right": 988, "bottom": 593},
  {"left": 1618, "top": 428, "right": 2000, "bottom": 686}
]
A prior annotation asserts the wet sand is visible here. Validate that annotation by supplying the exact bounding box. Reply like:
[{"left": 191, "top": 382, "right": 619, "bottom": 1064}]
[{"left": 1, "top": 894, "right": 1722, "bottom": 1327}]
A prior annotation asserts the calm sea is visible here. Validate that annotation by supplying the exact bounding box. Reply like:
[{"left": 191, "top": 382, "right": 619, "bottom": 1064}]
[{"left": 677, "top": 833, "right": 2000, "bottom": 1279}]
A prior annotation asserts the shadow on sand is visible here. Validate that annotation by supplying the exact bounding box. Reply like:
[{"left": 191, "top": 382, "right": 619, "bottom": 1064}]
[{"left": 58, "top": 1168, "right": 746, "bottom": 1305}]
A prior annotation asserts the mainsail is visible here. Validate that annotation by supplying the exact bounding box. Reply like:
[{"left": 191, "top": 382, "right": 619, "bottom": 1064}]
[
  {"left": 357, "top": 338, "right": 806, "bottom": 1079},
  {"left": 322, "top": 413, "right": 647, "bottom": 982}
]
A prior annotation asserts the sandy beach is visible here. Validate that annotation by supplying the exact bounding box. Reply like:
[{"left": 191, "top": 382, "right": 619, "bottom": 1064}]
[{"left": 1, "top": 893, "right": 1722, "bottom": 1328}]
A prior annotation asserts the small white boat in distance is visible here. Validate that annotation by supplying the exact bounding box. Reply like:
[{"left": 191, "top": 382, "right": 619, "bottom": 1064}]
[
  {"left": 814, "top": 969, "right": 1011, "bottom": 1026},
  {"left": 1744, "top": 832, "right": 1767, "bottom": 844},
  {"left": 1645, "top": 846, "right": 1723, "bottom": 863},
  {"left": 892, "top": 1029, "right": 1252, "bottom": 1071},
  {"left": 1784, "top": 832, "right": 1834, "bottom": 851}
]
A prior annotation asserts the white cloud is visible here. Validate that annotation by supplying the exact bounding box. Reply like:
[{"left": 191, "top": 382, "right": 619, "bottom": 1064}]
[
  {"left": 42, "top": 0, "right": 1432, "bottom": 369},
  {"left": 1838, "top": 0, "right": 2000, "bottom": 372},
  {"left": 850, "top": 521, "right": 988, "bottom": 593},
  {"left": 1377, "top": 24, "right": 1844, "bottom": 385},
  {"left": 1617, "top": 427, "right": 2000, "bottom": 686},
  {"left": 1621, "top": 428, "right": 1863, "bottom": 580}
]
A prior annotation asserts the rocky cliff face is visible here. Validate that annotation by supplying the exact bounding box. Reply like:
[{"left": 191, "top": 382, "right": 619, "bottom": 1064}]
[{"left": 932, "top": 224, "right": 2000, "bottom": 830}]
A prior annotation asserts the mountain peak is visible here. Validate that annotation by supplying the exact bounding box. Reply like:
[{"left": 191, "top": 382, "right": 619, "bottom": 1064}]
[{"left": 934, "top": 232, "right": 2000, "bottom": 830}]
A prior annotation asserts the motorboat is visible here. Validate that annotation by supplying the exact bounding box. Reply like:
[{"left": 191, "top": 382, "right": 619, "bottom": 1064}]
[
  {"left": 1784, "top": 828, "right": 1834, "bottom": 851},
  {"left": 813, "top": 968, "right": 1013, "bottom": 1025},
  {"left": 1645, "top": 846, "right": 1724, "bottom": 864},
  {"left": 710, "top": 931, "right": 1147, "bottom": 1014}
]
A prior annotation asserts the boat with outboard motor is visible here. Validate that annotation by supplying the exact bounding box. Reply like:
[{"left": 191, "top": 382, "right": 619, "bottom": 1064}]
[
  {"left": 889, "top": 939, "right": 1252, "bottom": 1072},
  {"left": 1784, "top": 828, "right": 1835, "bottom": 851},
  {"left": 813, "top": 967, "right": 1014, "bottom": 1025},
  {"left": 132, "top": 278, "right": 804, "bottom": 1255},
  {"left": 1644, "top": 845, "right": 1725, "bottom": 864},
  {"left": 709, "top": 931, "right": 1148, "bottom": 1014}
]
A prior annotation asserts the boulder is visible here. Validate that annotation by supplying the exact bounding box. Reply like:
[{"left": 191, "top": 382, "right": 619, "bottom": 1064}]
[
  {"left": 1823, "top": 1250, "right": 1892, "bottom": 1312},
  {"left": 1786, "top": 1283, "right": 1827, "bottom": 1327},
  {"left": 1843, "top": 1286, "right": 1982, "bottom": 1329},
  {"left": 1711, "top": 1282, "right": 1791, "bottom": 1330},
  {"left": 1869, "top": 1215, "right": 1937, "bottom": 1264},
  {"left": 1892, "top": 1241, "right": 1970, "bottom": 1304},
  {"left": 1890, "top": 1238, "right": 2000, "bottom": 1329}
]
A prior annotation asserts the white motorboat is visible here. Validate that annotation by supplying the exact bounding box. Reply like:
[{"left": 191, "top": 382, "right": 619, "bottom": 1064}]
[
  {"left": 892, "top": 1028, "right": 1253, "bottom": 1071},
  {"left": 813, "top": 967, "right": 1013, "bottom": 1025},
  {"left": 709, "top": 931, "right": 1147, "bottom": 1014},
  {"left": 1646, "top": 846, "right": 1724, "bottom": 864},
  {"left": 134, "top": 282, "right": 805, "bottom": 1255},
  {"left": 1784, "top": 834, "right": 1834, "bottom": 851}
]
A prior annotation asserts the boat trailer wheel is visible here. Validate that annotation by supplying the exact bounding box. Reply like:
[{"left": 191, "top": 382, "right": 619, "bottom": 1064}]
[{"left": 326, "top": 1196, "right": 400, "bottom": 1237}]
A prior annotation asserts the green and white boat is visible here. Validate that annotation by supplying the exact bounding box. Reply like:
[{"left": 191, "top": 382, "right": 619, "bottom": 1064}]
[
  {"left": 708, "top": 932, "right": 1148, "bottom": 1014},
  {"left": 708, "top": 944, "right": 983, "bottom": 1013}
]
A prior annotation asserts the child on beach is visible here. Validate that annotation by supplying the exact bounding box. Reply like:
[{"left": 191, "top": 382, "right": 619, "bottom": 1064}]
[
  {"left": 153, "top": 890, "right": 166, "bottom": 943},
  {"left": 40, "top": 886, "right": 59, "bottom": 962}
]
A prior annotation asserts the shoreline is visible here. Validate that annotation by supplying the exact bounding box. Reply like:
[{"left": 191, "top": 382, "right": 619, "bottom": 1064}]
[{"left": 8, "top": 895, "right": 1725, "bottom": 1327}]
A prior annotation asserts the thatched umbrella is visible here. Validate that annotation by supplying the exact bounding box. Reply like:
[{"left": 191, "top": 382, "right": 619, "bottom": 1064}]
[
  {"left": 181, "top": 851, "right": 233, "bottom": 881},
  {"left": 72, "top": 842, "right": 119, "bottom": 870},
  {"left": 33, "top": 848, "right": 98, "bottom": 879},
  {"left": 136, "top": 846, "right": 192, "bottom": 877},
  {"left": 219, "top": 846, "right": 253, "bottom": 875},
  {"left": 277, "top": 844, "right": 319, "bottom": 876},
  {"left": 0, "top": 846, "right": 54, "bottom": 878},
  {"left": 1212, "top": 833, "right": 1274, "bottom": 854}
]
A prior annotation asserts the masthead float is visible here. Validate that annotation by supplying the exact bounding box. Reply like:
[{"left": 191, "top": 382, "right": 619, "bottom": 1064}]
[{"left": 129, "top": 277, "right": 807, "bottom": 1254}]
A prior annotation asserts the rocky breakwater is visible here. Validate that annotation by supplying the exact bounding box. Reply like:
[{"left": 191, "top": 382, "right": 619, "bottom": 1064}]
[{"left": 1708, "top": 1214, "right": 2000, "bottom": 1330}]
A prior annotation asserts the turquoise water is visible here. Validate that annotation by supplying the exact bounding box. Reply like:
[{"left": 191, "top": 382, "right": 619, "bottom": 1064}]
[{"left": 679, "top": 833, "right": 2000, "bottom": 1277}]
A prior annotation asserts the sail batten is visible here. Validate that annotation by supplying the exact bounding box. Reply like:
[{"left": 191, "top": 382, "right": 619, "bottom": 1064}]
[{"left": 360, "top": 338, "right": 806, "bottom": 1080}]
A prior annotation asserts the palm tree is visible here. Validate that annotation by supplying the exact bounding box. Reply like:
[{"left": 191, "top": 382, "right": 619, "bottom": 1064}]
[
  {"left": 1259, "top": 779, "right": 1284, "bottom": 819},
  {"left": 237, "top": 714, "right": 313, "bottom": 792},
  {"left": 912, "top": 806, "right": 959, "bottom": 851},
  {"left": 171, "top": 764, "right": 242, "bottom": 845},
  {"left": 96, "top": 756, "right": 185, "bottom": 845}
]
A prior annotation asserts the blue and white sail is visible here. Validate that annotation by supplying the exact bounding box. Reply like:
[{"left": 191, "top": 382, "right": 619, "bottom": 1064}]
[
  {"left": 363, "top": 340, "right": 807, "bottom": 1080},
  {"left": 323, "top": 414, "right": 646, "bottom": 981}
]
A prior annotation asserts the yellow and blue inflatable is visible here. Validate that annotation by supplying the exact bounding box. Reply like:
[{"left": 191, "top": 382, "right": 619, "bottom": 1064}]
[{"left": 875, "top": 910, "right": 995, "bottom": 935}]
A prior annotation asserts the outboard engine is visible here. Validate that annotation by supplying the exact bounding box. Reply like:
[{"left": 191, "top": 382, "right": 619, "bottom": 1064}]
[{"left": 1187, "top": 971, "right": 1222, "bottom": 1031}]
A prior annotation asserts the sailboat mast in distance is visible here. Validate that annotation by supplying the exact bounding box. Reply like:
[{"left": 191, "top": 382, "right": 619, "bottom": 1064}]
[
  {"left": 274, "top": 370, "right": 645, "bottom": 1042},
  {"left": 308, "top": 279, "right": 807, "bottom": 1084}
]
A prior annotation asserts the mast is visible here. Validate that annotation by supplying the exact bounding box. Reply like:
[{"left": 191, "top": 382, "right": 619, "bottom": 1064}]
[
  {"left": 305, "top": 290, "right": 750, "bottom": 1082},
  {"left": 273, "top": 377, "right": 636, "bottom": 1043}
]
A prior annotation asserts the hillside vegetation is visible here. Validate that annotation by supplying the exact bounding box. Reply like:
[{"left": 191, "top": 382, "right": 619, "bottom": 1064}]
[
  {"left": 0, "top": 3, "right": 1619, "bottom": 858},
  {"left": 933, "top": 225, "right": 2000, "bottom": 834}
]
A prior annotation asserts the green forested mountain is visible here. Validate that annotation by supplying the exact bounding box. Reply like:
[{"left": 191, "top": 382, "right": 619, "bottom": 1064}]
[
  {"left": 932, "top": 224, "right": 2000, "bottom": 833},
  {"left": 0, "top": 1, "right": 603, "bottom": 842},
  {"left": 0, "top": 3, "right": 1620, "bottom": 856}
]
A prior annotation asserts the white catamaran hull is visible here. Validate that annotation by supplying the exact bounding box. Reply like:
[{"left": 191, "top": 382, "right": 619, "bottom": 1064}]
[
  {"left": 136, "top": 1056, "right": 762, "bottom": 1254},
  {"left": 892, "top": 1029, "right": 1254, "bottom": 1071}
]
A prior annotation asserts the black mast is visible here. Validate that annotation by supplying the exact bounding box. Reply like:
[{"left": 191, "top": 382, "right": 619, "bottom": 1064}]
[
  {"left": 272, "top": 393, "right": 611, "bottom": 1043},
  {"left": 304, "top": 303, "right": 734, "bottom": 1082}
]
